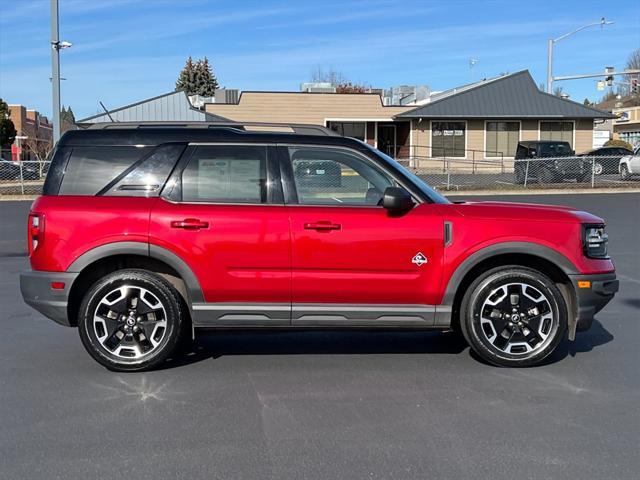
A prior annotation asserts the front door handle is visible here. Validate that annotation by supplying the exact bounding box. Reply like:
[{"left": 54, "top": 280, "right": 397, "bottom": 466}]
[
  {"left": 170, "top": 218, "right": 209, "bottom": 230},
  {"left": 304, "top": 221, "right": 341, "bottom": 231}
]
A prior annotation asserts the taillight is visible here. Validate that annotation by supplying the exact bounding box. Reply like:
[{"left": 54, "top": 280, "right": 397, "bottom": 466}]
[{"left": 28, "top": 213, "right": 44, "bottom": 254}]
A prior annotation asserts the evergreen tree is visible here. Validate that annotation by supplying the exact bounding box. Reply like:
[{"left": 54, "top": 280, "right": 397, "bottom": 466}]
[
  {"left": 60, "top": 105, "right": 76, "bottom": 124},
  {"left": 0, "top": 98, "right": 17, "bottom": 148},
  {"left": 176, "top": 56, "right": 219, "bottom": 96}
]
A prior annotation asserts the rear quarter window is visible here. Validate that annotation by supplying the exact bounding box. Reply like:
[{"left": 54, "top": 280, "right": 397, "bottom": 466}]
[{"left": 59, "top": 146, "right": 152, "bottom": 195}]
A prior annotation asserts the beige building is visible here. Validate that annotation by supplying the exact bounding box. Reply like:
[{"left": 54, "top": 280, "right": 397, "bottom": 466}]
[
  {"left": 206, "top": 71, "right": 614, "bottom": 165},
  {"left": 612, "top": 105, "right": 640, "bottom": 148}
]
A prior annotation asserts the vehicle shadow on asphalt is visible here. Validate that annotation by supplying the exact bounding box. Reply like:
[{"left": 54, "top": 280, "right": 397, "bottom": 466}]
[
  {"left": 550, "top": 319, "right": 614, "bottom": 363},
  {"left": 622, "top": 298, "right": 640, "bottom": 310},
  {"left": 468, "top": 319, "right": 614, "bottom": 367},
  {"left": 161, "top": 330, "right": 469, "bottom": 370}
]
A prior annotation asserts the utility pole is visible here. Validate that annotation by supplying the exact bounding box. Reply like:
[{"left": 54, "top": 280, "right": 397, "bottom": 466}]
[
  {"left": 51, "top": 0, "right": 61, "bottom": 143},
  {"left": 546, "top": 18, "right": 613, "bottom": 93}
]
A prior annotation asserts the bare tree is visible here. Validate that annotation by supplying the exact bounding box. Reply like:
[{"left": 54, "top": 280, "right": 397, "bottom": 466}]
[
  {"left": 626, "top": 48, "right": 640, "bottom": 72},
  {"left": 310, "top": 67, "right": 347, "bottom": 85},
  {"left": 21, "top": 136, "right": 52, "bottom": 178},
  {"left": 625, "top": 48, "right": 640, "bottom": 102}
]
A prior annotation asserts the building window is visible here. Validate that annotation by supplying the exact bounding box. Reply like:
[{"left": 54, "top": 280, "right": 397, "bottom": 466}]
[
  {"left": 431, "top": 121, "right": 466, "bottom": 157},
  {"left": 486, "top": 121, "right": 519, "bottom": 157},
  {"left": 327, "top": 122, "right": 366, "bottom": 141},
  {"left": 540, "top": 121, "right": 573, "bottom": 146},
  {"left": 619, "top": 131, "right": 640, "bottom": 148}
]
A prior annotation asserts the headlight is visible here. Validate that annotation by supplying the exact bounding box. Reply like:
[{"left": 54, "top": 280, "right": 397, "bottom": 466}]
[{"left": 583, "top": 224, "right": 608, "bottom": 259}]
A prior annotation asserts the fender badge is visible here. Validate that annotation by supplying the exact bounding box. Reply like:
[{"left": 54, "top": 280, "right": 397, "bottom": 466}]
[{"left": 411, "top": 252, "right": 427, "bottom": 266}]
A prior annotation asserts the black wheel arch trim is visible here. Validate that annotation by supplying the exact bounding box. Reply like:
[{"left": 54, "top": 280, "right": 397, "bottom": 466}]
[
  {"left": 441, "top": 241, "right": 579, "bottom": 306},
  {"left": 66, "top": 241, "right": 204, "bottom": 304}
]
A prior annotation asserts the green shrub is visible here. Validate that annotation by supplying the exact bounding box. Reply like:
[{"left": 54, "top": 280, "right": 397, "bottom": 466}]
[{"left": 604, "top": 139, "right": 633, "bottom": 151}]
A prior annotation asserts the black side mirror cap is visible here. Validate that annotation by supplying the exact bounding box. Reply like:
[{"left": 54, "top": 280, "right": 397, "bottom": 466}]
[{"left": 381, "top": 186, "right": 414, "bottom": 213}]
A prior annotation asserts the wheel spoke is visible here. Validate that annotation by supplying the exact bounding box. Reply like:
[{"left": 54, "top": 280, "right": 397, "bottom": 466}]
[
  {"left": 103, "top": 328, "right": 126, "bottom": 351},
  {"left": 476, "top": 281, "right": 556, "bottom": 356},
  {"left": 92, "top": 284, "right": 168, "bottom": 360},
  {"left": 493, "top": 328, "right": 515, "bottom": 351},
  {"left": 522, "top": 325, "right": 542, "bottom": 349}
]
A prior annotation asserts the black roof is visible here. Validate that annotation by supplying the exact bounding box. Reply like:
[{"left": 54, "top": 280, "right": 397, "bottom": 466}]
[
  {"left": 517, "top": 140, "right": 572, "bottom": 146},
  {"left": 57, "top": 125, "right": 363, "bottom": 150},
  {"left": 397, "top": 71, "right": 616, "bottom": 120}
]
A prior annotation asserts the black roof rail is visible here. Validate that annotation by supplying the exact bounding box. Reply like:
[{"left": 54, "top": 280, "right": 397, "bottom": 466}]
[{"left": 84, "top": 121, "right": 339, "bottom": 136}]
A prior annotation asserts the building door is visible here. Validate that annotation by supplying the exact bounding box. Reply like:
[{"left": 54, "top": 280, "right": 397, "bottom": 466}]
[{"left": 377, "top": 124, "right": 397, "bottom": 157}]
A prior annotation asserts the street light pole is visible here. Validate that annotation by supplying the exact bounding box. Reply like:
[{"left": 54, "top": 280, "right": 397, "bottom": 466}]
[
  {"left": 50, "top": 0, "right": 61, "bottom": 143},
  {"left": 546, "top": 18, "right": 613, "bottom": 94},
  {"left": 546, "top": 38, "right": 553, "bottom": 94}
]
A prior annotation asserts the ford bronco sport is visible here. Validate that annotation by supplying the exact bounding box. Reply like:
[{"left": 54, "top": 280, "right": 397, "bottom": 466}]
[{"left": 20, "top": 123, "right": 618, "bottom": 371}]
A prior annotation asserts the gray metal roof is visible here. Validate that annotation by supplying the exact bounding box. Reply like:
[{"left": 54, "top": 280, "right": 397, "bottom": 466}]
[
  {"left": 397, "top": 71, "right": 616, "bottom": 119},
  {"left": 78, "top": 90, "right": 227, "bottom": 123}
]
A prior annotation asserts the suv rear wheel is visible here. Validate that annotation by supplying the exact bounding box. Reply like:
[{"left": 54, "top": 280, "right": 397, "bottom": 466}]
[
  {"left": 460, "top": 266, "right": 567, "bottom": 367},
  {"left": 78, "top": 269, "right": 184, "bottom": 371}
]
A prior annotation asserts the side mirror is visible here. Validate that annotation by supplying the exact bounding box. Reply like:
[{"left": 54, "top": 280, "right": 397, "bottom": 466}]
[{"left": 381, "top": 187, "right": 414, "bottom": 213}]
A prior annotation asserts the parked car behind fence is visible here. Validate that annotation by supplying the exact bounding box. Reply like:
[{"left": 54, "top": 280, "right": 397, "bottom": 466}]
[{"left": 579, "top": 146, "right": 633, "bottom": 175}]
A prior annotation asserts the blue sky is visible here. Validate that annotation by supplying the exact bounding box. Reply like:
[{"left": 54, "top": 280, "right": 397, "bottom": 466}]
[{"left": 1, "top": 0, "right": 639, "bottom": 119}]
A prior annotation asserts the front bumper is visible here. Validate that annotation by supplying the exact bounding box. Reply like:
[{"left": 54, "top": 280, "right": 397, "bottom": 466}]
[
  {"left": 20, "top": 270, "right": 79, "bottom": 326},
  {"left": 568, "top": 272, "right": 618, "bottom": 335}
]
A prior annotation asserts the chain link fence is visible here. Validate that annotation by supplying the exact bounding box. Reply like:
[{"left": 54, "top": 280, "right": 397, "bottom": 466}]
[
  {"left": 403, "top": 155, "right": 638, "bottom": 192},
  {"left": 0, "top": 160, "right": 51, "bottom": 196},
  {"left": 0, "top": 155, "right": 638, "bottom": 198}
]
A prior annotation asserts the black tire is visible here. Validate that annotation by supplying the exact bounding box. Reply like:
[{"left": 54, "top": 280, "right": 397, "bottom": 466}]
[
  {"left": 620, "top": 164, "right": 630, "bottom": 181},
  {"left": 460, "top": 266, "right": 567, "bottom": 367},
  {"left": 538, "top": 167, "right": 556, "bottom": 184},
  {"left": 576, "top": 171, "right": 590, "bottom": 183},
  {"left": 78, "top": 269, "right": 185, "bottom": 372},
  {"left": 514, "top": 164, "right": 525, "bottom": 184}
]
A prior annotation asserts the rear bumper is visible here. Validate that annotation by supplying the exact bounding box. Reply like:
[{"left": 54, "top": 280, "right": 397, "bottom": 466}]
[
  {"left": 568, "top": 272, "right": 618, "bottom": 333},
  {"left": 20, "top": 270, "right": 78, "bottom": 327}
]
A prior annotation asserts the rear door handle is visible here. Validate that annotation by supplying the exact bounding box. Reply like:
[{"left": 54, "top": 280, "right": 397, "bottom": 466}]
[
  {"left": 304, "top": 221, "right": 341, "bottom": 231},
  {"left": 170, "top": 218, "right": 209, "bottom": 230}
]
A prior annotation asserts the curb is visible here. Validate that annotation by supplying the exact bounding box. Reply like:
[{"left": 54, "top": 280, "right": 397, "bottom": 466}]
[{"left": 0, "top": 195, "right": 38, "bottom": 201}]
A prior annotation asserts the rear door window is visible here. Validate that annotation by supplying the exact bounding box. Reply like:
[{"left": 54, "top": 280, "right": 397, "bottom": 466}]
[
  {"left": 181, "top": 145, "right": 268, "bottom": 203},
  {"left": 59, "top": 146, "right": 152, "bottom": 195}
]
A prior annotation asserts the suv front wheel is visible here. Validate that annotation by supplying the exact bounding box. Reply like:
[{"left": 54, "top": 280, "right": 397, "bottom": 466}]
[
  {"left": 78, "top": 269, "right": 185, "bottom": 371},
  {"left": 460, "top": 266, "right": 567, "bottom": 367}
]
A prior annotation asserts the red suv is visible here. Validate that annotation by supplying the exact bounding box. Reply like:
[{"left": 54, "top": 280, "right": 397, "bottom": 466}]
[{"left": 20, "top": 123, "right": 618, "bottom": 371}]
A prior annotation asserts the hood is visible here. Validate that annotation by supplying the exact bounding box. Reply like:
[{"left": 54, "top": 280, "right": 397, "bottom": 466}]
[{"left": 451, "top": 201, "right": 604, "bottom": 224}]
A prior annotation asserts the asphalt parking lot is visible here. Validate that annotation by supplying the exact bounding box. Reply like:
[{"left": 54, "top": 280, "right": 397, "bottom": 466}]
[{"left": 1, "top": 193, "right": 639, "bottom": 479}]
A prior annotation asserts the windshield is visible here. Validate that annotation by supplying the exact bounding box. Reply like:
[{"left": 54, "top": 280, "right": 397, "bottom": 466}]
[
  {"left": 359, "top": 142, "right": 450, "bottom": 204},
  {"left": 538, "top": 143, "right": 572, "bottom": 156}
]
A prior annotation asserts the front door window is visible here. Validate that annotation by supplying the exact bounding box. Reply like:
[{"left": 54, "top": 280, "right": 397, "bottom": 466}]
[{"left": 289, "top": 147, "right": 394, "bottom": 206}]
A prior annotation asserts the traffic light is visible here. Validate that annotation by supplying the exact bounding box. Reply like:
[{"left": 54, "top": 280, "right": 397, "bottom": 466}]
[
  {"left": 632, "top": 79, "right": 639, "bottom": 95},
  {"left": 605, "top": 66, "right": 614, "bottom": 86}
]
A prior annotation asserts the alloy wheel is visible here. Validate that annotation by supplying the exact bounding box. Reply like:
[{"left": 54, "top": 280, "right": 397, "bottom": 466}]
[
  {"left": 476, "top": 282, "right": 555, "bottom": 356},
  {"left": 92, "top": 285, "right": 167, "bottom": 359},
  {"left": 593, "top": 162, "right": 603, "bottom": 175}
]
